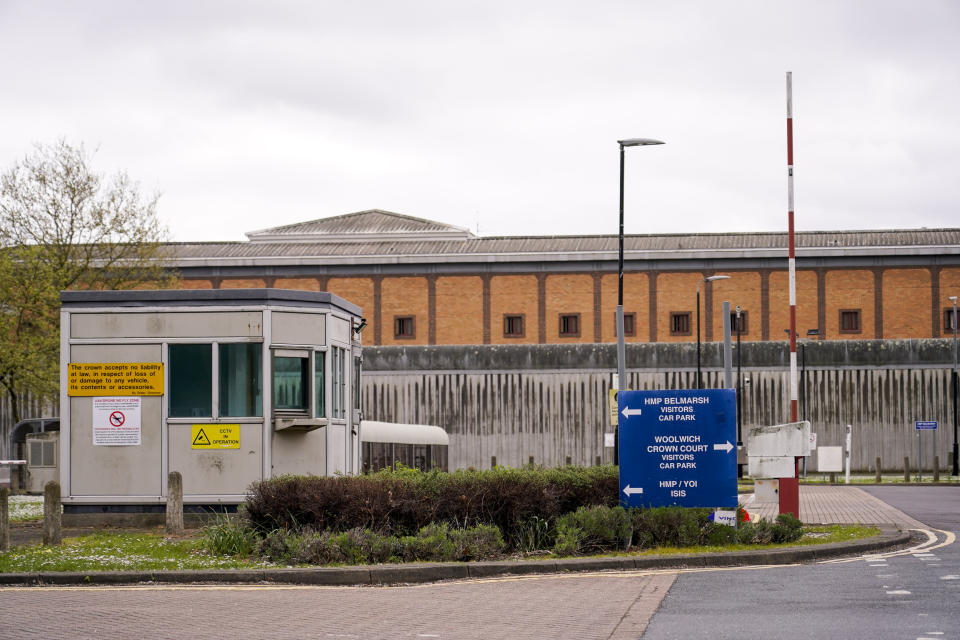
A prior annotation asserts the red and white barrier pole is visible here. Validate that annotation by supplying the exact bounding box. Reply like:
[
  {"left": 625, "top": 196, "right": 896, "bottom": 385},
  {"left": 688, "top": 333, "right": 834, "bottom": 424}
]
[{"left": 781, "top": 71, "right": 801, "bottom": 518}]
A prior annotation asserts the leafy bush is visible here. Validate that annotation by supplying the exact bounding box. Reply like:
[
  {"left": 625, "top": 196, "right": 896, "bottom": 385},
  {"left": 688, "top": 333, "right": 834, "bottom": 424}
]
[
  {"left": 555, "top": 505, "right": 632, "bottom": 553},
  {"left": 200, "top": 516, "right": 260, "bottom": 556},
  {"left": 737, "top": 514, "right": 804, "bottom": 545},
  {"left": 243, "top": 466, "right": 619, "bottom": 542},
  {"left": 552, "top": 525, "right": 582, "bottom": 557}
]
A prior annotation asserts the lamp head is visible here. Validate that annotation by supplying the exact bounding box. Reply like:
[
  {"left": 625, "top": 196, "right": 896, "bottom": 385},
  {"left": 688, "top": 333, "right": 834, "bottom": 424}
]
[
  {"left": 950, "top": 296, "right": 958, "bottom": 303},
  {"left": 618, "top": 138, "right": 665, "bottom": 147},
  {"left": 706, "top": 275, "right": 731, "bottom": 283}
]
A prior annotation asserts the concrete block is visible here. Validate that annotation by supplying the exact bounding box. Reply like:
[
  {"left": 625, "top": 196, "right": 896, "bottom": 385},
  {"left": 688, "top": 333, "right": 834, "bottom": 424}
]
[
  {"left": 265, "top": 567, "right": 372, "bottom": 585},
  {"left": 369, "top": 563, "right": 469, "bottom": 584},
  {"left": 747, "top": 421, "right": 811, "bottom": 457},
  {"left": 754, "top": 478, "right": 780, "bottom": 503},
  {"left": 748, "top": 456, "right": 795, "bottom": 478},
  {"left": 818, "top": 446, "right": 844, "bottom": 472},
  {"left": 467, "top": 560, "right": 559, "bottom": 578}
]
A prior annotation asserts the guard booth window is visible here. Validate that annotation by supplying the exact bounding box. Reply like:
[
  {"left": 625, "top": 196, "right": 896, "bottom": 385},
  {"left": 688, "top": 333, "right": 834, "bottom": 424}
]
[
  {"left": 169, "top": 344, "right": 212, "bottom": 417},
  {"left": 331, "top": 346, "right": 346, "bottom": 419},
  {"left": 315, "top": 351, "right": 326, "bottom": 418},
  {"left": 220, "top": 343, "right": 262, "bottom": 417},
  {"left": 273, "top": 356, "right": 309, "bottom": 412},
  {"left": 170, "top": 343, "right": 263, "bottom": 418},
  {"left": 353, "top": 355, "right": 362, "bottom": 413}
]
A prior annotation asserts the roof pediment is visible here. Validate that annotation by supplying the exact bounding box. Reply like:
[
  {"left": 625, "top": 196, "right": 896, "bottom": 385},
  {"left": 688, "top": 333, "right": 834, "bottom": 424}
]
[{"left": 246, "top": 209, "right": 476, "bottom": 243}]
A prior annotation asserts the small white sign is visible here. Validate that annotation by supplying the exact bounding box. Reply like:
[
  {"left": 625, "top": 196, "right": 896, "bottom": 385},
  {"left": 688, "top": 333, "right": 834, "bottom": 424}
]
[
  {"left": 604, "top": 432, "right": 616, "bottom": 448},
  {"left": 809, "top": 432, "right": 817, "bottom": 451},
  {"left": 93, "top": 397, "right": 142, "bottom": 446},
  {"left": 714, "top": 509, "right": 737, "bottom": 527}
]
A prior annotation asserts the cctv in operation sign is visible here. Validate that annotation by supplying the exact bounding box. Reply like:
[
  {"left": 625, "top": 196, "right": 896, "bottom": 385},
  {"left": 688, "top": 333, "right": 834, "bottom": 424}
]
[{"left": 618, "top": 389, "right": 737, "bottom": 508}]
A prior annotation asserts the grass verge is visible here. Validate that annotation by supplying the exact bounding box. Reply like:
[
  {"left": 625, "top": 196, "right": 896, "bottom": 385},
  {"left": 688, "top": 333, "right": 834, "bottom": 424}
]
[
  {"left": 630, "top": 524, "right": 879, "bottom": 556},
  {"left": 7, "top": 496, "right": 44, "bottom": 522},
  {"left": 0, "top": 524, "right": 879, "bottom": 573},
  {"left": 0, "top": 532, "right": 279, "bottom": 573}
]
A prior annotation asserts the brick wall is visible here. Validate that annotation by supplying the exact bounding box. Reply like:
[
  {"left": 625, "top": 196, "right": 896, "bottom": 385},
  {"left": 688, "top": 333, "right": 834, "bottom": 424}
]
[
  {"left": 490, "top": 275, "right": 539, "bottom": 344},
  {"left": 173, "top": 265, "right": 954, "bottom": 346},
  {"left": 435, "top": 276, "right": 484, "bottom": 344}
]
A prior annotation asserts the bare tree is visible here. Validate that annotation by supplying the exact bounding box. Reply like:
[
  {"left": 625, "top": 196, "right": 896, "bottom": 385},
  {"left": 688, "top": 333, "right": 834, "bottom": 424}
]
[{"left": 0, "top": 140, "right": 178, "bottom": 422}]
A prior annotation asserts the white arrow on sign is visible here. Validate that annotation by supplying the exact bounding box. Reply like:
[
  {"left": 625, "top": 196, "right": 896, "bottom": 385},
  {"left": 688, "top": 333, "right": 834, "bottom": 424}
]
[
  {"left": 621, "top": 406, "right": 642, "bottom": 419},
  {"left": 622, "top": 485, "right": 644, "bottom": 496},
  {"left": 713, "top": 441, "right": 734, "bottom": 453}
]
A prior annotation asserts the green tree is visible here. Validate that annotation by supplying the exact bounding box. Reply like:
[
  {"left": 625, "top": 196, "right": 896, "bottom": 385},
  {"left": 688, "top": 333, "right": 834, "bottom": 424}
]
[{"left": 0, "top": 140, "right": 178, "bottom": 422}]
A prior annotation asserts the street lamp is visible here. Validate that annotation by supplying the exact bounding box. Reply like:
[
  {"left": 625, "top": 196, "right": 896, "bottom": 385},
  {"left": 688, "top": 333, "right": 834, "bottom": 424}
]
[
  {"left": 950, "top": 295, "right": 958, "bottom": 476},
  {"left": 736, "top": 305, "right": 743, "bottom": 477},
  {"left": 696, "top": 275, "right": 731, "bottom": 389},
  {"left": 616, "top": 137, "right": 664, "bottom": 464}
]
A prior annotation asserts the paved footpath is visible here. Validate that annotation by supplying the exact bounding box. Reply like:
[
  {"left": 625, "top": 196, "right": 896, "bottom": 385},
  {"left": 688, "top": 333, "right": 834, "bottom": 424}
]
[{"left": 744, "top": 484, "right": 927, "bottom": 528}]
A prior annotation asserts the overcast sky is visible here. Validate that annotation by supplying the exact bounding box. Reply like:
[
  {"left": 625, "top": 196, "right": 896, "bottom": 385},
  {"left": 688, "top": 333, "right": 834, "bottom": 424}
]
[{"left": 1, "top": 1, "right": 957, "bottom": 242}]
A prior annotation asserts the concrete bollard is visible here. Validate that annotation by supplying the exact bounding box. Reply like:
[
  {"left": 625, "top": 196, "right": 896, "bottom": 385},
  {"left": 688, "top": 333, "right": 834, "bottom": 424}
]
[
  {"left": 43, "top": 481, "right": 61, "bottom": 546},
  {"left": 528, "top": 456, "right": 534, "bottom": 467},
  {"left": 904, "top": 457, "right": 910, "bottom": 482},
  {"left": 490, "top": 456, "right": 497, "bottom": 468},
  {"left": 934, "top": 456, "right": 940, "bottom": 483},
  {"left": 166, "top": 471, "right": 184, "bottom": 536},
  {"left": 595, "top": 455, "right": 602, "bottom": 467},
  {"left": 875, "top": 457, "right": 882, "bottom": 483},
  {"left": 565, "top": 455, "right": 572, "bottom": 466},
  {"left": 1, "top": 487, "right": 9, "bottom": 552}
]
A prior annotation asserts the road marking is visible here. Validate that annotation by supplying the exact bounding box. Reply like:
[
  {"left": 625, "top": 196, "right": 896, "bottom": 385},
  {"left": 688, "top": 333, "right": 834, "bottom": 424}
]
[
  {"left": 875, "top": 574, "right": 896, "bottom": 578},
  {"left": 939, "top": 575, "right": 959, "bottom": 580},
  {"left": 821, "top": 528, "right": 955, "bottom": 565},
  {"left": 886, "top": 589, "right": 911, "bottom": 595}
]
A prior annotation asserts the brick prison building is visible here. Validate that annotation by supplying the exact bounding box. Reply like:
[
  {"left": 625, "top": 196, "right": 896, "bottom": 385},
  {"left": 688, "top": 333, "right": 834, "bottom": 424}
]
[{"left": 167, "top": 209, "right": 960, "bottom": 345}]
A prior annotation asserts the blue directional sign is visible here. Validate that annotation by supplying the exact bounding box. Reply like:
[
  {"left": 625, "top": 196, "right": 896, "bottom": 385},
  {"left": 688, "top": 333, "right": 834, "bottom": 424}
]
[
  {"left": 915, "top": 421, "right": 938, "bottom": 431},
  {"left": 618, "top": 389, "right": 737, "bottom": 508}
]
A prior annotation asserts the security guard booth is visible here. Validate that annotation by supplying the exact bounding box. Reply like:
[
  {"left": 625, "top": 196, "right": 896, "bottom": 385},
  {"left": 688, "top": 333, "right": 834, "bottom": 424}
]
[{"left": 59, "top": 289, "right": 363, "bottom": 514}]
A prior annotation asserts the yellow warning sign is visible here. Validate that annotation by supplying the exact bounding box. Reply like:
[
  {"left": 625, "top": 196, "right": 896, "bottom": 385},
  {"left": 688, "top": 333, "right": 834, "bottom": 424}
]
[
  {"left": 609, "top": 389, "right": 619, "bottom": 427},
  {"left": 68, "top": 362, "right": 163, "bottom": 396},
  {"left": 191, "top": 424, "right": 240, "bottom": 449}
]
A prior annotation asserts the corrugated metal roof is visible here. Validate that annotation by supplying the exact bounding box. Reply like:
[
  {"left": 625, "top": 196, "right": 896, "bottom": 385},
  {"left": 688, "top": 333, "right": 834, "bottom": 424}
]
[
  {"left": 245, "top": 209, "right": 475, "bottom": 241},
  {"left": 167, "top": 228, "right": 960, "bottom": 264}
]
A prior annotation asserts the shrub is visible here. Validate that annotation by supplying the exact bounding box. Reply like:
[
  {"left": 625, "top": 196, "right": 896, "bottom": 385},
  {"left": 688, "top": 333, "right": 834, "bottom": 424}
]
[
  {"left": 243, "top": 466, "right": 619, "bottom": 544},
  {"left": 555, "top": 505, "right": 632, "bottom": 553},
  {"left": 448, "top": 523, "right": 505, "bottom": 560},
  {"left": 200, "top": 516, "right": 259, "bottom": 556},
  {"left": 511, "top": 515, "right": 552, "bottom": 553},
  {"left": 552, "top": 525, "right": 582, "bottom": 557}
]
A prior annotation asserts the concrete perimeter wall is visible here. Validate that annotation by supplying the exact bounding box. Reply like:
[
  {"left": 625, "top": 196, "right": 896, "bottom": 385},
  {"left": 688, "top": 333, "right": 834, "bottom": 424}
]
[{"left": 362, "top": 339, "right": 958, "bottom": 473}]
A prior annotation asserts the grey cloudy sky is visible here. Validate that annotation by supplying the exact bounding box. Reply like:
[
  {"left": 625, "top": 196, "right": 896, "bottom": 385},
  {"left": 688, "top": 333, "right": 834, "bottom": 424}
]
[{"left": 0, "top": 1, "right": 957, "bottom": 242}]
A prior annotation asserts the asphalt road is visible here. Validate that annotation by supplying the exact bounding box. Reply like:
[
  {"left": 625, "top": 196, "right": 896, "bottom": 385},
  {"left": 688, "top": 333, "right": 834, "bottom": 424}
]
[{"left": 643, "top": 485, "right": 960, "bottom": 640}]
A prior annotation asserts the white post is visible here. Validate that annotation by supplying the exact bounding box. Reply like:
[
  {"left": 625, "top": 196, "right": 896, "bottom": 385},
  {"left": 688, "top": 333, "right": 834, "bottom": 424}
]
[{"left": 844, "top": 424, "right": 852, "bottom": 484}]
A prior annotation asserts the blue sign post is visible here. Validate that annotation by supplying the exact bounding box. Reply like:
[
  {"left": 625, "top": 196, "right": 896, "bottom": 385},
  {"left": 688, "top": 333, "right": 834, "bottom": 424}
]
[{"left": 618, "top": 389, "right": 737, "bottom": 508}]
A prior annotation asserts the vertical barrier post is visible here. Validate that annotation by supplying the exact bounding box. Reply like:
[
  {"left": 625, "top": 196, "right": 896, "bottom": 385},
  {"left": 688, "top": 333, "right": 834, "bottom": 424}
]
[
  {"left": 875, "top": 457, "right": 882, "bottom": 483},
  {"left": 166, "top": 471, "right": 184, "bottom": 536},
  {"left": 0, "top": 487, "right": 9, "bottom": 551},
  {"left": 43, "top": 481, "right": 61, "bottom": 546}
]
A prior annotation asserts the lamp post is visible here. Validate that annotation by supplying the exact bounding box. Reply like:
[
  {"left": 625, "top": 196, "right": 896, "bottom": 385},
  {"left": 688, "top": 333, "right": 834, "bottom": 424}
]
[
  {"left": 950, "top": 295, "right": 958, "bottom": 476},
  {"left": 615, "top": 137, "right": 664, "bottom": 465},
  {"left": 696, "top": 275, "right": 731, "bottom": 389},
  {"left": 736, "top": 305, "right": 743, "bottom": 477}
]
